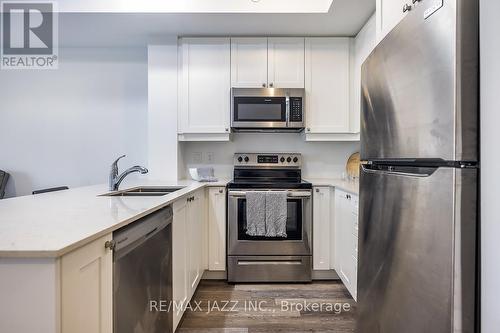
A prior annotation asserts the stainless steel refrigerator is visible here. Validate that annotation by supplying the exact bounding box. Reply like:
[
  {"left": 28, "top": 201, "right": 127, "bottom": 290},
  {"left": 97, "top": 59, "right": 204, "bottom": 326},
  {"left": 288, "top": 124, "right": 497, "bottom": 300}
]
[{"left": 358, "top": 1, "right": 479, "bottom": 332}]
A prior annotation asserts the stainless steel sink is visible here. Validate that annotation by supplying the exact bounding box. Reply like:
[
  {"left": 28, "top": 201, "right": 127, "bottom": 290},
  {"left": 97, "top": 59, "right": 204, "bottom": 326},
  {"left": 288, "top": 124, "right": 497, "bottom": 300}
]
[{"left": 102, "top": 186, "right": 186, "bottom": 197}]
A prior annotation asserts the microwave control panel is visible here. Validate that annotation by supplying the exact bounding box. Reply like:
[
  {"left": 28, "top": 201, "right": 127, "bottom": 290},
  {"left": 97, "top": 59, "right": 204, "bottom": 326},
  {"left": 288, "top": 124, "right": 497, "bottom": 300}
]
[{"left": 290, "top": 97, "right": 303, "bottom": 122}]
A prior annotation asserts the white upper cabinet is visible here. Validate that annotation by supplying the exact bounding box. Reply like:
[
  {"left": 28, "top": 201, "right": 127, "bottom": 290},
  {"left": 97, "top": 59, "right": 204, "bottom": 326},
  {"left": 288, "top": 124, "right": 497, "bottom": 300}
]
[
  {"left": 267, "top": 37, "right": 305, "bottom": 88},
  {"left": 305, "top": 38, "right": 351, "bottom": 135},
  {"left": 376, "top": 0, "right": 412, "bottom": 43},
  {"left": 178, "top": 38, "right": 231, "bottom": 139},
  {"left": 231, "top": 37, "right": 305, "bottom": 88},
  {"left": 231, "top": 38, "right": 268, "bottom": 88}
]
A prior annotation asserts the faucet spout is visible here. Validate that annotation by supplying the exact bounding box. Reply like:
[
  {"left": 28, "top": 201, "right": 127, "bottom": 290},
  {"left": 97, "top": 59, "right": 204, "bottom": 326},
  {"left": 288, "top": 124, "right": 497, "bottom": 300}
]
[{"left": 109, "top": 156, "right": 148, "bottom": 191}]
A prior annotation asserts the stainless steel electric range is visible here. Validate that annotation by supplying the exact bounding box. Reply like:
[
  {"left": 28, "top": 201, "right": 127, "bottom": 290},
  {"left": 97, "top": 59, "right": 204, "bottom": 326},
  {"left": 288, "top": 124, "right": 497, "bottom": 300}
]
[{"left": 227, "top": 153, "right": 312, "bottom": 283}]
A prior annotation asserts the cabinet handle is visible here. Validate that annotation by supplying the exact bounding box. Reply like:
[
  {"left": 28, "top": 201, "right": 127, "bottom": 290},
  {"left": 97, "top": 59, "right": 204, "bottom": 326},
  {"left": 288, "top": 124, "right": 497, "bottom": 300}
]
[
  {"left": 269, "top": 82, "right": 274, "bottom": 88},
  {"left": 412, "top": 0, "right": 421, "bottom": 3},
  {"left": 225, "top": 128, "right": 229, "bottom": 132},
  {"left": 307, "top": 128, "right": 311, "bottom": 132},
  {"left": 104, "top": 240, "right": 116, "bottom": 251},
  {"left": 262, "top": 83, "right": 267, "bottom": 88},
  {"left": 219, "top": 189, "right": 223, "bottom": 194},
  {"left": 315, "top": 188, "right": 320, "bottom": 193},
  {"left": 403, "top": 4, "right": 412, "bottom": 12}
]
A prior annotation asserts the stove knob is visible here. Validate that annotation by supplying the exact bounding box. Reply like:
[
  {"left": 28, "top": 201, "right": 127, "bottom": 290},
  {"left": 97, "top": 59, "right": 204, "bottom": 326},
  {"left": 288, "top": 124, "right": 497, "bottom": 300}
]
[
  {"left": 293, "top": 157, "right": 298, "bottom": 163},
  {"left": 287, "top": 157, "right": 292, "bottom": 163},
  {"left": 244, "top": 156, "right": 249, "bottom": 162},
  {"left": 237, "top": 156, "right": 243, "bottom": 163},
  {"left": 280, "top": 157, "right": 285, "bottom": 163}
]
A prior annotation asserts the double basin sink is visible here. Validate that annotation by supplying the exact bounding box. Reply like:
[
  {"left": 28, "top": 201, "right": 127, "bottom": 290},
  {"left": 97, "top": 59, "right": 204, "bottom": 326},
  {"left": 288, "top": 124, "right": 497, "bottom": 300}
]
[{"left": 102, "top": 186, "right": 186, "bottom": 197}]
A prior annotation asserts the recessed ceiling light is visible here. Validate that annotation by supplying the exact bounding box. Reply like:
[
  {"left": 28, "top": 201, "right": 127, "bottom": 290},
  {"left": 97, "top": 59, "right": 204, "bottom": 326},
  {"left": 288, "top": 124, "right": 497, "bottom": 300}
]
[{"left": 251, "top": 0, "right": 261, "bottom": 3}]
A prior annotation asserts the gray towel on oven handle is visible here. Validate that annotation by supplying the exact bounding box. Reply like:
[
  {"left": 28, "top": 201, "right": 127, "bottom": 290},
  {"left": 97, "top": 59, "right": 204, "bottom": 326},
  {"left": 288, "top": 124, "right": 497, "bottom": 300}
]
[
  {"left": 265, "top": 191, "right": 288, "bottom": 238},
  {"left": 246, "top": 191, "right": 267, "bottom": 236}
]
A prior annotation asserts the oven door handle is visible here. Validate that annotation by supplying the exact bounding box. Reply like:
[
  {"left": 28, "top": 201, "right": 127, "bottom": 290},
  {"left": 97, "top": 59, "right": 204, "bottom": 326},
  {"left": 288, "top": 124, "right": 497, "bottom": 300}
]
[{"left": 228, "top": 191, "right": 312, "bottom": 198}]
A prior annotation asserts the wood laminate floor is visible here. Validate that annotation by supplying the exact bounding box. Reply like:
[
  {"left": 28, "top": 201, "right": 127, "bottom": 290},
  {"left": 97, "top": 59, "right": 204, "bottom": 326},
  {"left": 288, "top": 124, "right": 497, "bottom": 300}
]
[{"left": 177, "top": 280, "right": 356, "bottom": 333}]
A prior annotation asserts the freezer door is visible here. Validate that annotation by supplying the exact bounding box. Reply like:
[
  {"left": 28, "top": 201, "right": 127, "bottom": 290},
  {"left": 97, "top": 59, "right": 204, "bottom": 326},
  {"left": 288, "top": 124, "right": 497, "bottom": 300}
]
[
  {"left": 360, "top": 0, "right": 478, "bottom": 162},
  {"left": 357, "top": 166, "right": 477, "bottom": 333}
]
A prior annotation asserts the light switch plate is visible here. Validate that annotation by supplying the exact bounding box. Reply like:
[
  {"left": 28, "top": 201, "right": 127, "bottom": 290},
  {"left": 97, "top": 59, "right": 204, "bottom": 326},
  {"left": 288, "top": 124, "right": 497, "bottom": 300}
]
[
  {"left": 206, "top": 152, "right": 215, "bottom": 163},
  {"left": 192, "top": 152, "right": 202, "bottom": 164}
]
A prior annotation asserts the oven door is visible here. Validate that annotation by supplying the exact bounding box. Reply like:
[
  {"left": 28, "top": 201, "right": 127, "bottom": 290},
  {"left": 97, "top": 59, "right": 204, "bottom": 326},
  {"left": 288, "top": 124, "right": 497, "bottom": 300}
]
[
  {"left": 232, "top": 96, "right": 287, "bottom": 129},
  {"left": 227, "top": 190, "right": 312, "bottom": 256}
]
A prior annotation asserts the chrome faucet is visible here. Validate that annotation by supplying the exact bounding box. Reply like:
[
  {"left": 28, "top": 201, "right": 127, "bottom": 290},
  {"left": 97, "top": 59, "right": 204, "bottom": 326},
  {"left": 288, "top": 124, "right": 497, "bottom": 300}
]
[{"left": 109, "top": 155, "right": 148, "bottom": 191}]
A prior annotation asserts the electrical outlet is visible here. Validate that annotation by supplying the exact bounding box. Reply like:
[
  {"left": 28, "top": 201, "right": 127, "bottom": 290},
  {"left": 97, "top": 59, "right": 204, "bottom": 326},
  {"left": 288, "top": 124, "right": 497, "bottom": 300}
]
[
  {"left": 192, "top": 152, "right": 202, "bottom": 164},
  {"left": 206, "top": 152, "right": 215, "bottom": 163}
]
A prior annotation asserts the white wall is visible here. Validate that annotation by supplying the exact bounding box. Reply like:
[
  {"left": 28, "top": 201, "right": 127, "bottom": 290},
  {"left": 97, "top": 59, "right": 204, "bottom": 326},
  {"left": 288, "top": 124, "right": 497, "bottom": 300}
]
[
  {"left": 350, "top": 13, "right": 376, "bottom": 132},
  {"left": 181, "top": 134, "right": 359, "bottom": 180},
  {"left": 0, "top": 48, "right": 148, "bottom": 197},
  {"left": 147, "top": 41, "right": 182, "bottom": 181},
  {"left": 480, "top": 0, "right": 500, "bottom": 331}
]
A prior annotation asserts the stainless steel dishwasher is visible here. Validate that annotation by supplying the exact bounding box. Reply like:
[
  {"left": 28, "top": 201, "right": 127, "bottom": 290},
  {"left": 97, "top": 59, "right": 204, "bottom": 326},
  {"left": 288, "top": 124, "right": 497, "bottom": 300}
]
[{"left": 113, "top": 206, "right": 173, "bottom": 333}]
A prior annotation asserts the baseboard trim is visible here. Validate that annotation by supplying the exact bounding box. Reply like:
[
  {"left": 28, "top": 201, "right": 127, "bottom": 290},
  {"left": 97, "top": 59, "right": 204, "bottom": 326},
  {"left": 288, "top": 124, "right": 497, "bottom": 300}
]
[
  {"left": 312, "top": 270, "right": 341, "bottom": 280},
  {"left": 202, "top": 270, "right": 339, "bottom": 281},
  {"left": 202, "top": 270, "right": 227, "bottom": 280}
]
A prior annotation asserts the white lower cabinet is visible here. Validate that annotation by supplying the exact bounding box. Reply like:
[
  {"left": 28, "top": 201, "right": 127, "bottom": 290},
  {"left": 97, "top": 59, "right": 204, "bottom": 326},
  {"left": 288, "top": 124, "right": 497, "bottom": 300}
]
[
  {"left": 172, "top": 187, "right": 226, "bottom": 331},
  {"left": 61, "top": 234, "right": 113, "bottom": 333},
  {"left": 172, "top": 198, "right": 189, "bottom": 330},
  {"left": 312, "top": 186, "right": 332, "bottom": 270},
  {"left": 186, "top": 189, "right": 205, "bottom": 299},
  {"left": 208, "top": 187, "right": 226, "bottom": 271},
  {"left": 334, "top": 189, "right": 359, "bottom": 301}
]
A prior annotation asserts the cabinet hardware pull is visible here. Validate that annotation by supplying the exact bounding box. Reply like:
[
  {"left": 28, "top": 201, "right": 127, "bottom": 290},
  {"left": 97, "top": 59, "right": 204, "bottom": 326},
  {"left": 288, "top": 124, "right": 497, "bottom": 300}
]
[
  {"left": 315, "top": 188, "right": 320, "bottom": 193},
  {"left": 412, "top": 0, "right": 421, "bottom": 3},
  {"left": 225, "top": 128, "right": 229, "bottom": 132},
  {"left": 262, "top": 83, "right": 267, "bottom": 88},
  {"left": 403, "top": 4, "right": 412, "bottom": 12},
  {"left": 104, "top": 240, "right": 116, "bottom": 250},
  {"left": 269, "top": 82, "right": 274, "bottom": 87},
  {"left": 219, "top": 189, "right": 223, "bottom": 194}
]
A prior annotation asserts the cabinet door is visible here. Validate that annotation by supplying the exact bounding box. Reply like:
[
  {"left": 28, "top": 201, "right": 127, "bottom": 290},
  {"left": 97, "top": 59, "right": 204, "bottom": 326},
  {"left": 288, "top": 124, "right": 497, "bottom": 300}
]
[
  {"left": 335, "top": 191, "right": 352, "bottom": 288},
  {"left": 376, "top": 0, "right": 411, "bottom": 43},
  {"left": 186, "top": 197, "right": 199, "bottom": 298},
  {"left": 231, "top": 37, "right": 268, "bottom": 88},
  {"left": 61, "top": 234, "right": 112, "bottom": 333},
  {"left": 208, "top": 187, "right": 226, "bottom": 271},
  {"left": 178, "top": 38, "right": 231, "bottom": 134},
  {"left": 172, "top": 199, "right": 188, "bottom": 330},
  {"left": 267, "top": 37, "right": 305, "bottom": 88},
  {"left": 305, "top": 38, "right": 350, "bottom": 134},
  {"left": 187, "top": 190, "right": 205, "bottom": 298},
  {"left": 313, "top": 187, "right": 331, "bottom": 270}
]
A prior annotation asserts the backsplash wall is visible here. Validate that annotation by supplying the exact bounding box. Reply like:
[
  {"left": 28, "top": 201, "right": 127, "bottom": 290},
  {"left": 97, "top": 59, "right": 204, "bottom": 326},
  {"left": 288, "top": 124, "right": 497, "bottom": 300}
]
[{"left": 180, "top": 133, "right": 359, "bottom": 180}]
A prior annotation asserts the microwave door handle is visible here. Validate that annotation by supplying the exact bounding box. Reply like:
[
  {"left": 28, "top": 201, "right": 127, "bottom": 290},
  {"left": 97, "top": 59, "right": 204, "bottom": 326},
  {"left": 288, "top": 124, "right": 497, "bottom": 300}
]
[{"left": 285, "top": 95, "right": 290, "bottom": 127}]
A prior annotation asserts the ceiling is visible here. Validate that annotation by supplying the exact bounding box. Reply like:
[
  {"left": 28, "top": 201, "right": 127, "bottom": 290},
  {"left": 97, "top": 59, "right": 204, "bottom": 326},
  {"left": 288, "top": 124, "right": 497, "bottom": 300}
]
[
  {"left": 58, "top": 0, "right": 376, "bottom": 47},
  {"left": 58, "top": 0, "right": 336, "bottom": 14}
]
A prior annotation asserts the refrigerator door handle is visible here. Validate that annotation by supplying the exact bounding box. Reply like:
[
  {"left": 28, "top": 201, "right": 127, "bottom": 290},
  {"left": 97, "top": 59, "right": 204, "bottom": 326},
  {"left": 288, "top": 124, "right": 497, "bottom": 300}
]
[{"left": 361, "top": 164, "right": 437, "bottom": 178}]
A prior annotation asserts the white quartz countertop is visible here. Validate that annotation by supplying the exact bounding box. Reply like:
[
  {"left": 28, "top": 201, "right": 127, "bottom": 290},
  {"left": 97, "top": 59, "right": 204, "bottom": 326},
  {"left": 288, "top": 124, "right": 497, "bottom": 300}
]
[
  {"left": 305, "top": 178, "right": 359, "bottom": 195},
  {"left": 0, "top": 179, "right": 229, "bottom": 258}
]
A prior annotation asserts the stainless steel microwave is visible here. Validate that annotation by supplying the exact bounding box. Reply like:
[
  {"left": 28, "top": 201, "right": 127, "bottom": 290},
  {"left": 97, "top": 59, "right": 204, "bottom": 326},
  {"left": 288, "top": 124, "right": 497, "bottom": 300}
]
[{"left": 231, "top": 88, "right": 305, "bottom": 132}]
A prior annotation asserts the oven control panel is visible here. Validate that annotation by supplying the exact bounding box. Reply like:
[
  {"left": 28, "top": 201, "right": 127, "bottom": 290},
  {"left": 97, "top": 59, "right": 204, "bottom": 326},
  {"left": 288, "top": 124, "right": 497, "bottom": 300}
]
[{"left": 234, "top": 153, "right": 302, "bottom": 168}]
